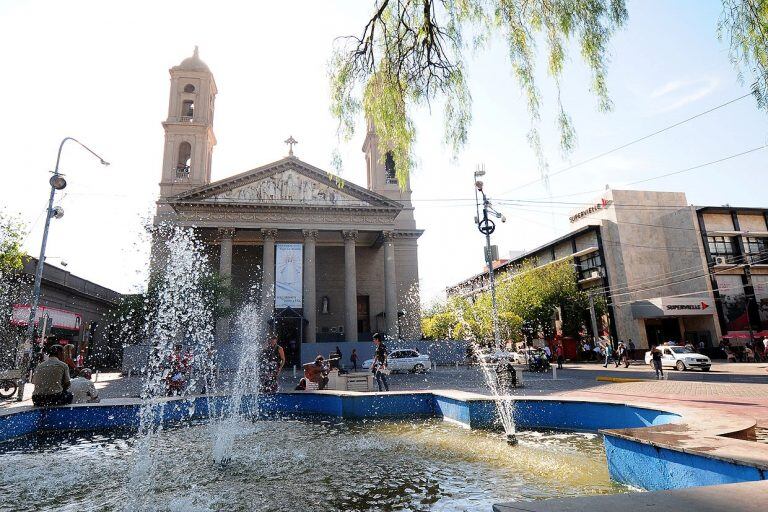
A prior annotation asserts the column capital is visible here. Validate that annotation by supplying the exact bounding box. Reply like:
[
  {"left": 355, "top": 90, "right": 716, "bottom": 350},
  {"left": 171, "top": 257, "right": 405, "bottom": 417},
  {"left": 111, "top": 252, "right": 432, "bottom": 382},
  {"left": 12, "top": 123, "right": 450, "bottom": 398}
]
[
  {"left": 302, "top": 229, "right": 319, "bottom": 241},
  {"left": 382, "top": 230, "right": 397, "bottom": 242},
  {"left": 217, "top": 227, "right": 236, "bottom": 239},
  {"left": 261, "top": 228, "right": 278, "bottom": 240},
  {"left": 342, "top": 230, "right": 358, "bottom": 242}
]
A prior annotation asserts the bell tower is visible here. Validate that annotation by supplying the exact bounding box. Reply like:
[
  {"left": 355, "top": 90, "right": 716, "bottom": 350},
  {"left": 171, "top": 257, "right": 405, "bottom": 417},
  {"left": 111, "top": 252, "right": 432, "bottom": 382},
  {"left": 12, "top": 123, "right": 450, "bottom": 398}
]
[
  {"left": 159, "top": 46, "right": 217, "bottom": 198},
  {"left": 362, "top": 119, "right": 416, "bottom": 230}
]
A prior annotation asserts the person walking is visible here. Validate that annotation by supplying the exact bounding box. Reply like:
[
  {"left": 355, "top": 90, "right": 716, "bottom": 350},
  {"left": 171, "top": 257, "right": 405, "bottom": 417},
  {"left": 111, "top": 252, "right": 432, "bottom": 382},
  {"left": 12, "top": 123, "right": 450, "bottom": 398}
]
[
  {"left": 650, "top": 345, "right": 664, "bottom": 380},
  {"left": 555, "top": 342, "right": 564, "bottom": 370},
  {"left": 617, "top": 341, "right": 629, "bottom": 368},
  {"left": 372, "top": 333, "right": 389, "bottom": 392},
  {"left": 260, "top": 335, "right": 285, "bottom": 394},
  {"left": 602, "top": 342, "right": 617, "bottom": 368},
  {"left": 350, "top": 349, "right": 358, "bottom": 372}
]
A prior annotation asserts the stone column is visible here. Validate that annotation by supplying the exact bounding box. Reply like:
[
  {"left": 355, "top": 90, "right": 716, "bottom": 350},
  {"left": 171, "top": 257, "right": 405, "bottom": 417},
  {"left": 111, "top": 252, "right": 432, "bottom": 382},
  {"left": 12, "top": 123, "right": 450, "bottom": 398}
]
[
  {"left": 302, "top": 230, "right": 318, "bottom": 343},
  {"left": 216, "top": 228, "right": 235, "bottom": 342},
  {"left": 343, "top": 230, "right": 358, "bottom": 342},
  {"left": 383, "top": 231, "right": 398, "bottom": 339},
  {"left": 261, "top": 229, "right": 277, "bottom": 325}
]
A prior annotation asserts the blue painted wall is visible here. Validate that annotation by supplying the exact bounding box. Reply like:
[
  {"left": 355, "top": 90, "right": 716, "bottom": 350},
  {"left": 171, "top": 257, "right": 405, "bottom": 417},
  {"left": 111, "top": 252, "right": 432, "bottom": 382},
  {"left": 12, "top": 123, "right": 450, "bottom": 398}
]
[{"left": 604, "top": 434, "right": 767, "bottom": 490}]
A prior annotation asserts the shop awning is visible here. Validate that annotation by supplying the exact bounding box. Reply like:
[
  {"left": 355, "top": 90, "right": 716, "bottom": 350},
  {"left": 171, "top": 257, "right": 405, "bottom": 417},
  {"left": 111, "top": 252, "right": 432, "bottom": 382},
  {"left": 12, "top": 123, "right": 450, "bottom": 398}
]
[{"left": 10, "top": 304, "right": 82, "bottom": 331}]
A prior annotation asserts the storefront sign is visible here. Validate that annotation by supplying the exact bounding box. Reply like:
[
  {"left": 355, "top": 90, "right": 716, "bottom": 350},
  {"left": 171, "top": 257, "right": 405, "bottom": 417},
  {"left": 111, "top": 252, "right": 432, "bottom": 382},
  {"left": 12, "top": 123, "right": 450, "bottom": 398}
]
[
  {"left": 631, "top": 297, "right": 715, "bottom": 318},
  {"left": 11, "top": 304, "right": 82, "bottom": 331},
  {"left": 275, "top": 243, "right": 303, "bottom": 309},
  {"left": 569, "top": 198, "right": 613, "bottom": 223}
]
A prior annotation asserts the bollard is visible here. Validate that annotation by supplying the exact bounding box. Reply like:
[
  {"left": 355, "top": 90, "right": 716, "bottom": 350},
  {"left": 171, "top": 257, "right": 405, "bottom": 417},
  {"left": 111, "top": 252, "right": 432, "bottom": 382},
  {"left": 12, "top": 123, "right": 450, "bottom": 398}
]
[
  {"left": 293, "top": 365, "right": 297, "bottom": 378},
  {"left": 456, "top": 361, "right": 459, "bottom": 368},
  {"left": 94, "top": 370, "right": 99, "bottom": 383},
  {"left": 552, "top": 365, "right": 557, "bottom": 380}
]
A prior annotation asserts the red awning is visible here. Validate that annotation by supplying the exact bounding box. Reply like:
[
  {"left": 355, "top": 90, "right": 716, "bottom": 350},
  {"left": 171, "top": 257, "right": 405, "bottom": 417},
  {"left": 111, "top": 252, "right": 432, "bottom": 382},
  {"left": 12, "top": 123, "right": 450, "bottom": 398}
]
[{"left": 10, "top": 304, "right": 82, "bottom": 331}]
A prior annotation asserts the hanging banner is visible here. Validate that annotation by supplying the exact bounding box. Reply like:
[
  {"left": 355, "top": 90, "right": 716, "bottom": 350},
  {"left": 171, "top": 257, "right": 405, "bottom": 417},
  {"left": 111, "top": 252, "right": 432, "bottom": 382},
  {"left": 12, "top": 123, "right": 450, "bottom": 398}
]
[{"left": 275, "top": 243, "right": 303, "bottom": 308}]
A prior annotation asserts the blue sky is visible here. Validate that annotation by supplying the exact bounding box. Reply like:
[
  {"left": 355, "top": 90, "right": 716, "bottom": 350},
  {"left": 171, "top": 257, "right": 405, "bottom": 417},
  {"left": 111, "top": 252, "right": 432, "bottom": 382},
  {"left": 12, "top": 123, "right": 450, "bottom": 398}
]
[{"left": 0, "top": 0, "right": 765, "bottom": 303}]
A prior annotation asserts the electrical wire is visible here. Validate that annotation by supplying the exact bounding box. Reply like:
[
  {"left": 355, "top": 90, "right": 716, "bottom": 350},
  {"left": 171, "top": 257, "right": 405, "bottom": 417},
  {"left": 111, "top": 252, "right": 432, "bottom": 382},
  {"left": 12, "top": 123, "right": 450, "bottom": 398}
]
[{"left": 501, "top": 92, "right": 754, "bottom": 194}]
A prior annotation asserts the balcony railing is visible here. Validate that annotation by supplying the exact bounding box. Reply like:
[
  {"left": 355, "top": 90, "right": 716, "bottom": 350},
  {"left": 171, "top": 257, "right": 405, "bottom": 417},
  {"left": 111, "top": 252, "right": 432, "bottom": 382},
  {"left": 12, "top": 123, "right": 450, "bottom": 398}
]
[{"left": 175, "top": 165, "right": 190, "bottom": 179}]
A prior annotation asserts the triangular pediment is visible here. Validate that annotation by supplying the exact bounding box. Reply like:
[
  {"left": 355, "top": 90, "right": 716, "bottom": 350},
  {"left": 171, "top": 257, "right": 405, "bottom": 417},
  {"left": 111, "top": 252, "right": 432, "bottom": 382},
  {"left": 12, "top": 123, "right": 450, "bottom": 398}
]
[{"left": 168, "top": 157, "right": 401, "bottom": 211}]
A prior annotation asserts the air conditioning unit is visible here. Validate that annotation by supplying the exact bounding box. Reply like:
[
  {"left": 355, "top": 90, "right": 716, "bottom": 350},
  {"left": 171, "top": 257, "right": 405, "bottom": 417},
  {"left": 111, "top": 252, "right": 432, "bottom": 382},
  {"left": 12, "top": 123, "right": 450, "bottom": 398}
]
[
  {"left": 714, "top": 256, "right": 728, "bottom": 265},
  {"left": 589, "top": 270, "right": 601, "bottom": 279}
]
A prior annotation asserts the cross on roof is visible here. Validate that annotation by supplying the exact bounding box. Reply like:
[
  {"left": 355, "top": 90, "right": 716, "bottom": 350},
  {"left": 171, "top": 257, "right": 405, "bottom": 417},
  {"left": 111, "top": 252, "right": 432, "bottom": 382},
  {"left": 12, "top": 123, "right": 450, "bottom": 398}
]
[{"left": 284, "top": 135, "right": 298, "bottom": 157}]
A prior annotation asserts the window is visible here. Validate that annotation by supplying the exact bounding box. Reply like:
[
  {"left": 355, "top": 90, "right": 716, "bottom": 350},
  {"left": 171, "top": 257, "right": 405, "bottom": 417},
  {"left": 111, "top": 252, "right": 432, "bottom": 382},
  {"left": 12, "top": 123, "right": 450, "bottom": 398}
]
[
  {"left": 183, "top": 84, "right": 195, "bottom": 93},
  {"left": 576, "top": 252, "right": 602, "bottom": 280},
  {"left": 745, "top": 237, "right": 768, "bottom": 264},
  {"left": 707, "top": 236, "right": 737, "bottom": 264},
  {"left": 384, "top": 151, "right": 397, "bottom": 184},
  {"left": 176, "top": 142, "right": 191, "bottom": 178},
  {"left": 181, "top": 100, "right": 194, "bottom": 119}
]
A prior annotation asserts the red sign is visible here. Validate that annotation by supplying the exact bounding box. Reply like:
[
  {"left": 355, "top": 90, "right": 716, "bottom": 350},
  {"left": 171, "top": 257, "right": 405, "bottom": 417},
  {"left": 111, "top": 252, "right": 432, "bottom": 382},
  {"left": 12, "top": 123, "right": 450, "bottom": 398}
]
[{"left": 10, "top": 304, "right": 82, "bottom": 331}]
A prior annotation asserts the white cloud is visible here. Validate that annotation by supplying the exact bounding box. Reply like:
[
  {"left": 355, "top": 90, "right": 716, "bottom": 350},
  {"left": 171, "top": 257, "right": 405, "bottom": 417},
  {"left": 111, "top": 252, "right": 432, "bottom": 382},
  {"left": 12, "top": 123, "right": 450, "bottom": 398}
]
[{"left": 649, "top": 78, "right": 720, "bottom": 113}]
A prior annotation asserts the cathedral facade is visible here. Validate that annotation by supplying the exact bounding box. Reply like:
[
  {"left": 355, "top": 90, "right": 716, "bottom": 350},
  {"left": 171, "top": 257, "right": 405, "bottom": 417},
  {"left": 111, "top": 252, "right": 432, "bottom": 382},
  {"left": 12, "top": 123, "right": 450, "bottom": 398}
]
[{"left": 153, "top": 49, "right": 423, "bottom": 348}]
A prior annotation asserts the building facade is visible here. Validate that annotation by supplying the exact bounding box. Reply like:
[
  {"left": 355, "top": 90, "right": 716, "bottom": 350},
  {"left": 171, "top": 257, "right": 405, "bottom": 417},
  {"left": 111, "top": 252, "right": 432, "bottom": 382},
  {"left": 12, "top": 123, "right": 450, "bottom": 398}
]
[
  {"left": 5, "top": 258, "right": 122, "bottom": 369},
  {"left": 153, "top": 49, "right": 423, "bottom": 356},
  {"left": 447, "top": 189, "right": 768, "bottom": 350}
]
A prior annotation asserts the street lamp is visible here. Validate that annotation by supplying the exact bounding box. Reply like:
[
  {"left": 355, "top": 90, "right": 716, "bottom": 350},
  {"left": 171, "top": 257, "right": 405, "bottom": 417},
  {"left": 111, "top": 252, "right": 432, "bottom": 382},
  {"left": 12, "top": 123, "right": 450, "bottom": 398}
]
[
  {"left": 16, "top": 137, "right": 109, "bottom": 400},
  {"left": 474, "top": 165, "right": 506, "bottom": 349}
]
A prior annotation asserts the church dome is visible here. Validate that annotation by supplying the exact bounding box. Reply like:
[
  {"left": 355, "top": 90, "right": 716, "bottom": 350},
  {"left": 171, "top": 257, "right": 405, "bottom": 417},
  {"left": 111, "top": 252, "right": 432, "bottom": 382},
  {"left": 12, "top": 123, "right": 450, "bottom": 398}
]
[{"left": 174, "top": 46, "right": 210, "bottom": 72}]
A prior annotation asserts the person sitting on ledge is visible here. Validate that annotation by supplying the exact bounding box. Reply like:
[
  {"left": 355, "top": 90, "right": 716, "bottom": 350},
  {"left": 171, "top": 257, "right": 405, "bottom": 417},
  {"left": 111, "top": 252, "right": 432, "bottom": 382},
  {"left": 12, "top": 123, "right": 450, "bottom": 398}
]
[
  {"left": 70, "top": 368, "right": 100, "bottom": 404},
  {"left": 31, "top": 345, "right": 73, "bottom": 407},
  {"left": 295, "top": 355, "right": 329, "bottom": 390}
]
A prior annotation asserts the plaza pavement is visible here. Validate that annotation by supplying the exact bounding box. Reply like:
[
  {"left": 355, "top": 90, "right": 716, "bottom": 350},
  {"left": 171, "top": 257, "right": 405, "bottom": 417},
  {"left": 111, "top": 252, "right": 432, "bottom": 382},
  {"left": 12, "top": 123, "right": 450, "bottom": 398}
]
[{"left": 3, "top": 360, "right": 766, "bottom": 427}]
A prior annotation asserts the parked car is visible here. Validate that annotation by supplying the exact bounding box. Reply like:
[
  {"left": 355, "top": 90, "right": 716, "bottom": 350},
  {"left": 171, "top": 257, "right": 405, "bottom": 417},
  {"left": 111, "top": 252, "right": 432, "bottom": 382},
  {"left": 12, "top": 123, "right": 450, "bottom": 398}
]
[
  {"left": 362, "top": 349, "right": 432, "bottom": 373},
  {"left": 644, "top": 345, "right": 711, "bottom": 371}
]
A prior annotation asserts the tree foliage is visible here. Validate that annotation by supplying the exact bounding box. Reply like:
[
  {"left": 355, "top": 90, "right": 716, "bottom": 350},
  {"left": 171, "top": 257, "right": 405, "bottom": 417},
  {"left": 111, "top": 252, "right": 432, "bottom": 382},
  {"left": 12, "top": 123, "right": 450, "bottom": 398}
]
[
  {"left": 0, "top": 211, "right": 28, "bottom": 368},
  {"left": 422, "top": 257, "right": 603, "bottom": 345},
  {"left": 330, "top": 0, "right": 628, "bottom": 184},
  {"left": 0, "top": 210, "right": 27, "bottom": 273},
  {"left": 106, "top": 272, "right": 236, "bottom": 347},
  {"left": 719, "top": 0, "right": 768, "bottom": 109}
]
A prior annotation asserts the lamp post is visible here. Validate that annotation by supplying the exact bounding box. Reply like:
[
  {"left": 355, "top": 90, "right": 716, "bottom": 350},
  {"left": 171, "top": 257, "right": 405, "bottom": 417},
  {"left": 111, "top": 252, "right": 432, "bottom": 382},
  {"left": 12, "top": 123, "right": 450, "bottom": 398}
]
[
  {"left": 16, "top": 137, "right": 109, "bottom": 400},
  {"left": 474, "top": 165, "right": 506, "bottom": 349}
]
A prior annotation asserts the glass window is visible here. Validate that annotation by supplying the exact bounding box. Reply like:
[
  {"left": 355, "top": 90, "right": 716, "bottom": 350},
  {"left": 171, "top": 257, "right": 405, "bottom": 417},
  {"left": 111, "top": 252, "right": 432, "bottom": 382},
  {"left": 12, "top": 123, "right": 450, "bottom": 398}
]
[
  {"left": 183, "top": 84, "right": 195, "bottom": 93},
  {"left": 577, "top": 252, "right": 602, "bottom": 280},
  {"left": 745, "top": 237, "right": 768, "bottom": 264},
  {"left": 707, "top": 236, "right": 737, "bottom": 264}
]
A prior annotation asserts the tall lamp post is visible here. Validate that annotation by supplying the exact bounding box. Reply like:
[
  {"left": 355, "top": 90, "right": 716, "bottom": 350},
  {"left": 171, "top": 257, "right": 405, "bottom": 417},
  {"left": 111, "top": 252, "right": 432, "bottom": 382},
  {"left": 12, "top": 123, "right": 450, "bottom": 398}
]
[
  {"left": 16, "top": 137, "right": 109, "bottom": 400},
  {"left": 474, "top": 166, "right": 506, "bottom": 349}
]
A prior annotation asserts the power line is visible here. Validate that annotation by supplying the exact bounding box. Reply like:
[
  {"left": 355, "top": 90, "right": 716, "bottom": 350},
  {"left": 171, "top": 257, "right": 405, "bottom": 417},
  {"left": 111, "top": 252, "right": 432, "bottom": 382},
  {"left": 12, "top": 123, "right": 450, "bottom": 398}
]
[{"left": 502, "top": 92, "right": 753, "bottom": 194}]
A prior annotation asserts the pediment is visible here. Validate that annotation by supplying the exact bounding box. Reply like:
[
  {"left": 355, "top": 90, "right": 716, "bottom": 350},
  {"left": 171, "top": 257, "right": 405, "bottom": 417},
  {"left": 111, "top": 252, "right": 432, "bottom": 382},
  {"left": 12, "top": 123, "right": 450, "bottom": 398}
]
[{"left": 168, "top": 157, "right": 401, "bottom": 211}]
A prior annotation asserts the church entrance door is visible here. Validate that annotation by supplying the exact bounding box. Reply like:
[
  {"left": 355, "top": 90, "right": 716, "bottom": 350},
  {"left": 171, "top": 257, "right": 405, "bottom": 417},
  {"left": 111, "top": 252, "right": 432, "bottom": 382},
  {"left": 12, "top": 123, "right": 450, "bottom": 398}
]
[{"left": 274, "top": 308, "right": 304, "bottom": 366}]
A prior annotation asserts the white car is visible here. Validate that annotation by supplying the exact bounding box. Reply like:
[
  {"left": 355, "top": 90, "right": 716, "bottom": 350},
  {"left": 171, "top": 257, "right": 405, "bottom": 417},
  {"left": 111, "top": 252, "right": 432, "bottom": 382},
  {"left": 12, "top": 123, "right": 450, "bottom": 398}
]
[
  {"left": 645, "top": 345, "right": 711, "bottom": 371},
  {"left": 362, "top": 348, "right": 432, "bottom": 373}
]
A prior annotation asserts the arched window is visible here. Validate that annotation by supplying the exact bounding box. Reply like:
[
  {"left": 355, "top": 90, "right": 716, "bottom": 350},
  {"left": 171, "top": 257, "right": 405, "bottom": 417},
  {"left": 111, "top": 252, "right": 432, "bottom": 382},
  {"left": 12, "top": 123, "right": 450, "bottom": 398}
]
[
  {"left": 183, "top": 83, "right": 195, "bottom": 93},
  {"left": 176, "top": 142, "right": 192, "bottom": 178},
  {"left": 181, "top": 100, "right": 194, "bottom": 120},
  {"left": 384, "top": 151, "right": 397, "bottom": 184}
]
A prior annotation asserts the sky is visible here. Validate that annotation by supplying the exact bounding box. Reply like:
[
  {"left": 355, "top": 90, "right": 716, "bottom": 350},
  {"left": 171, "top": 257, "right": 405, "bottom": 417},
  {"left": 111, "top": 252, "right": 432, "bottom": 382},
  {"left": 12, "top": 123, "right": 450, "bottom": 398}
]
[{"left": 0, "top": 0, "right": 766, "bottom": 304}]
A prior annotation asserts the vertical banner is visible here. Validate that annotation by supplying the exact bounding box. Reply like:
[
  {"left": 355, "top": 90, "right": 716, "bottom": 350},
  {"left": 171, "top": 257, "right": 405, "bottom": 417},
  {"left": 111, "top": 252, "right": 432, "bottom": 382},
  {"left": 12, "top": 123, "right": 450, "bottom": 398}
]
[{"left": 275, "top": 243, "right": 303, "bottom": 308}]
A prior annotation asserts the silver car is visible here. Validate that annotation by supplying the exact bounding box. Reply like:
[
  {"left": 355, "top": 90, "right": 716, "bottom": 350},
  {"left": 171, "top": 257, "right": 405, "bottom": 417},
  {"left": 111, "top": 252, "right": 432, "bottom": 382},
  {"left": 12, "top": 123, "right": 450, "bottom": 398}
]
[{"left": 362, "top": 348, "right": 432, "bottom": 373}]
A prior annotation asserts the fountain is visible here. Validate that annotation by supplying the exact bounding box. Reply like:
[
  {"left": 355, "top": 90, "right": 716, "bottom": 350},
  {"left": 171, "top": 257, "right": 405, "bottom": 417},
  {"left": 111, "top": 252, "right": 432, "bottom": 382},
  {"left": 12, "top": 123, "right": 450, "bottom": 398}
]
[
  {"left": 211, "top": 300, "right": 267, "bottom": 465},
  {"left": 126, "top": 225, "right": 219, "bottom": 510}
]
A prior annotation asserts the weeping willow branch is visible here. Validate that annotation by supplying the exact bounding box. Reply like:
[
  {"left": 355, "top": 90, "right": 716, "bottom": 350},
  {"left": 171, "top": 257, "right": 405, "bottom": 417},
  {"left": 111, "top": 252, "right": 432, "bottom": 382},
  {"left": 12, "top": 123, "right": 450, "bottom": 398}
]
[{"left": 330, "top": 0, "right": 628, "bottom": 188}]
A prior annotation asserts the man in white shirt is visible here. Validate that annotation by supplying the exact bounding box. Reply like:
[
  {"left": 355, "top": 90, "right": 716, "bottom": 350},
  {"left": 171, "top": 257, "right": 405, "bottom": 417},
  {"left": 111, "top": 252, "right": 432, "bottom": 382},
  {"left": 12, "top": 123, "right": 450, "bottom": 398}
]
[{"left": 69, "top": 368, "right": 100, "bottom": 404}]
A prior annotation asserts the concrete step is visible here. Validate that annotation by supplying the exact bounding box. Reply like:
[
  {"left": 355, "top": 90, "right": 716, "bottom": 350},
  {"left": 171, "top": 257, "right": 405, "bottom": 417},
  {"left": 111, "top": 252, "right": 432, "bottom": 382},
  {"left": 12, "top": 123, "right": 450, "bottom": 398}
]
[{"left": 493, "top": 480, "right": 768, "bottom": 512}]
